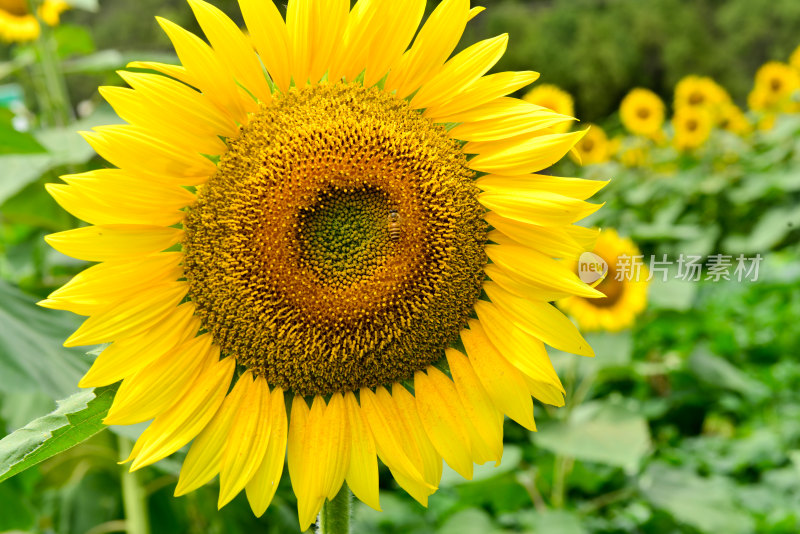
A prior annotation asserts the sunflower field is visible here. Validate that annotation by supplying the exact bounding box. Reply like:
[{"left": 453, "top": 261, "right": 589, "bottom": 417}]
[{"left": 1, "top": 1, "right": 799, "bottom": 534}]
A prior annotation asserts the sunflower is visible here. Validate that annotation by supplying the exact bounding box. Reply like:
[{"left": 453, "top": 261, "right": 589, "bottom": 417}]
[
  {"left": 41, "top": 0, "right": 604, "bottom": 529},
  {"left": 558, "top": 229, "right": 648, "bottom": 332},
  {"left": 522, "top": 83, "right": 575, "bottom": 133},
  {"left": 791, "top": 43, "right": 800, "bottom": 71},
  {"left": 620, "top": 88, "right": 665, "bottom": 139},
  {"left": 717, "top": 103, "right": 751, "bottom": 136},
  {"left": 673, "top": 75, "right": 730, "bottom": 111},
  {"left": 571, "top": 124, "right": 609, "bottom": 165},
  {"left": 0, "top": 0, "right": 68, "bottom": 42},
  {"left": 672, "top": 106, "right": 712, "bottom": 151},
  {"left": 749, "top": 61, "right": 800, "bottom": 113}
]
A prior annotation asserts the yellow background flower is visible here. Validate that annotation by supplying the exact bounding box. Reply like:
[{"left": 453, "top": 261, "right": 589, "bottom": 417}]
[
  {"left": 558, "top": 229, "right": 648, "bottom": 332},
  {"left": 572, "top": 124, "right": 610, "bottom": 165},
  {"left": 0, "top": 0, "right": 68, "bottom": 42},
  {"left": 620, "top": 88, "right": 665, "bottom": 139},
  {"left": 672, "top": 106, "right": 712, "bottom": 150},
  {"left": 522, "top": 83, "right": 575, "bottom": 133}
]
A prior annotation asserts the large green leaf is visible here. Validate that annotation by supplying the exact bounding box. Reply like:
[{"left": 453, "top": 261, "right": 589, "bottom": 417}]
[
  {"left": 641, "top": 462, "right": 755, "bottom": 534},
  {"left": 0, "top": 280, "right": 90, "bottom": 399},
  {"left": 0, "top": 384, "right": 116, "bottom": 484},
  {"left": 533, "top": 399, "right": 651, "bottom": 472},
  {"left": 688, "top": 347, "right": 769, "bottom": 399}
]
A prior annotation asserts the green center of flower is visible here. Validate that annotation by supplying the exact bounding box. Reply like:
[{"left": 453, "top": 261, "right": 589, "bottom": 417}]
[
  {"left": 298, "top": 186, "right": 394, "bottom": 289},
  {"left": 183, "top": 83, "right": 487, "bottom": 396}
]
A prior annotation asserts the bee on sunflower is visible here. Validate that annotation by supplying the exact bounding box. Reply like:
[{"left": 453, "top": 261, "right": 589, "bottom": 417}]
[{"left": 41, "top": 0, "right": 606, "bottom": 530}]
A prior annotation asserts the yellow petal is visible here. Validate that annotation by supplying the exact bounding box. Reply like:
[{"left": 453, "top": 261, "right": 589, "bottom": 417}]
[
  {"left": 64, "top": 282, "right": 188, "bottom": 347},
  {"left": 359, "top": 387, "right": 430, "bottom": 490},
  {"left": 46, "top": 225, "right": 183, "bottom": 263},
  {"left": 384, "top": 0, "right": 470, "bottom": 99},
  {"left": 485, "top": 264, "right": 573, "bottom": 302},
  {"left": 485, "top": 244, "right": 603, "bottom": 299},
  {"left": 81, "top": 126, "right": 217, "bottom": 183},
  {"left": 60, "top": 169, "right": 196, "bottom": 212},
  {"left": 246, "top": 387, "right": 288, "bottom": 517},
  {"left": 288, "top": 395, "right": 326, "bottom": 531},
  {"left": 175, "top": 373, "right": 252, "bottom": 496},
  {"left": 449, "top": 106, "right": 573, "bottom": 143},
  {"left": 188, "top": 0, "right": 271, "bottom": 103},
  {"left": 477, "top": 174, "right": 607, "bottom": 200},
  {"left": 425, "top": 74, "right": 540, "bottom": 121},
  {"left": 480, "top": 191, "right": 601, "bottom": 227},
  {"left": 473, "top": 299, "right": 563, "bottom": 387},
  {"left": 390, "top": 385, "right": 442, "bottom": 489},
  {"left": 484, "top": 212, "right": 592, "bottom": 260},
  {"left": 362, "top": 0, "right": 425, "bottom": 87},
  {"left": 44, "top": 252, "right": 183, "bottom": 316},
  {"left": 485, "top": 281, "right": 594, "bottom": 357},
  {"left": 129, "top": 356, "right": 235, "bottom": 469},
  {"left": 343, "top": 391, "right": 380, "bottom": 511},
  {"left": 239, "top": 0, "right": 292, "bottom": 93},
  {"left": 469, "top": 130, "right": 587, "bottom": 175},
  {"left": 156, "top": 17, "right": 247, "bottom": 123},
  {"left": 79, "top": 302, "right": 200, "bottom": 388},
  {"left": 219, "top": 375, "right": 272, "bottom": 508},
  {"left": 461, "top": 320, "right": 536, "bottom": 430},
  {"left": 45, "top": 181, "right": 189, "bottom": 228},
  {"left": 410, "top": 34, "right": 508, "bottom": 111},
  {"left": 98, "top": 86, "right": 228, "bottom": 156},
  {"left": 445, "top": 348, "right": 504, "bottom": 464},
  {"left": 117, "top": 71, "right": 237, "bottom": 138},
  {"left": 105, "top": 333, "right": 217, "bottom": 425},
  {"left": 125, "top": 61, "right": 197, "bottom": 87},
  {"left": 413, "top": 368, "right": 474, "bottom": 479}
]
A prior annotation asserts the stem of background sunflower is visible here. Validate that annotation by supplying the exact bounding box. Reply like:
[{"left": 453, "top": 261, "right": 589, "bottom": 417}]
[
  {"left": 317, "top": 486, "right": 352, "bottom": 534},
  {"left": 27, "top": 0, "right": 72, "bottom": 127},
  {"left": 118, "top": 436, "right": 151, "bottom": 534}
]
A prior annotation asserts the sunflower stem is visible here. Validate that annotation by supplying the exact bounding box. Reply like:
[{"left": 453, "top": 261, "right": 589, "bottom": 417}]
[
  {"left": 317, "top": 486, "right": 351, "bottom": 534},
  {"left": 118, "top": 436, "right": 151, "bottom": 534},
  {"left": 28, "top": 0, "right": 72, "bottom": 127}
]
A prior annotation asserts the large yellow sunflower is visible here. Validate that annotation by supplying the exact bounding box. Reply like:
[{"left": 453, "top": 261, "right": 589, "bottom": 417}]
[
  {"left": 522, "top": 83, "right": 575, "bottom": 133},
  {"left": 0, "top": 0, "right": 68, "bottom": 42},
  {"left": 619, "top": 88, "right": 665, "bottom": 139},
  {"left": 558, "top": 229, "right": 648, "bottom": 332},
  {"left": 672, "top": 106, "right": 712, "bottom": 151},
  {"left": 42, "top": 0, "right": 604, "bottom": 529}
]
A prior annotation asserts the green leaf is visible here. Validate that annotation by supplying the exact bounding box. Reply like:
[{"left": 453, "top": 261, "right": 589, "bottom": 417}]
[
  {"left": 0, "top": 384, "right": 117, "bottom": 484},
  {"left": 0, "top": 280, "right": 90, "bottom": 399},
  {"left": 54, "top": 24, "right": 96, "bottom": 58},
  {"left": 64, "top": 0, "right": 99, "bottom": 11},
  {"left": 0, "top": 107, "right": 121, "bottom": 204},
  {"left": 533, "top": 399, "right": 651, "bottom": 472},
  {"left": 688, "top": 347, "right": 769, "bottom": 399},
  {"left": 640, "top": 462, "right": 755, "bottom": 534},
  {"left": 437, "top": 509, "right": 496, "bottom": 534},
  {"left": 517, "top": 509, "right": 587, "bottom": 534}
]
